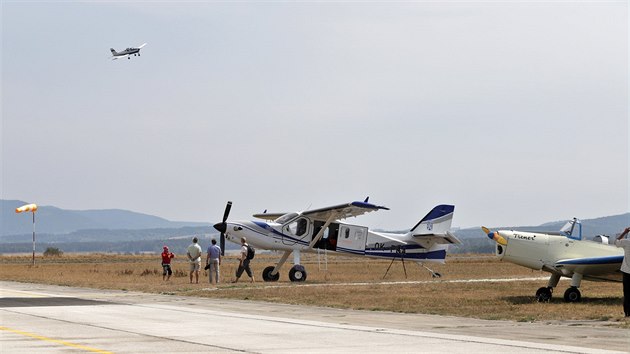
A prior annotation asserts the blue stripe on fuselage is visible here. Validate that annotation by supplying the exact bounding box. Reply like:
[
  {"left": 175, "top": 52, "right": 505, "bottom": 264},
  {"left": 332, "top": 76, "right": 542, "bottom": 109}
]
[{"left": 556, "top": 255, "right": 623, "bottom": 265}]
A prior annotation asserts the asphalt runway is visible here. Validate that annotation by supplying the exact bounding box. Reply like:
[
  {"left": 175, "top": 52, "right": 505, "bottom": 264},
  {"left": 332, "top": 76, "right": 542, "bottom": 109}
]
[{"left": 1, "top": 281, "right": 628, "bottom": 353}]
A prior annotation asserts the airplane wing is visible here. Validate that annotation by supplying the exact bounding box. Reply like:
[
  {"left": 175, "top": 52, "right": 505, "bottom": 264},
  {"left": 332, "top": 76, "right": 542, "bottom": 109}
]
[
  {"left": 554, "top": 255, "right": 623, "bottom": 278},
  {"left": 252, "top": 212, "right": 286, "bottom": 221},
  {"left": 301, "top": 200, "right": 389, "bottom": 222},
  {"left": 138, "top": 43, "right": 147, "bottom": 49}
]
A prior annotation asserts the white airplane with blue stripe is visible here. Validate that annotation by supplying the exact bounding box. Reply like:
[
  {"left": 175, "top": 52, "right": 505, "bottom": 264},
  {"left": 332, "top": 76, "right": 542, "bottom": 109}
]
[
  {"left": 483, "top": 219, "right": 624, "bottom": 303},
  {"left": 213, "top": 198, "right": 460, "bottom": 282}
]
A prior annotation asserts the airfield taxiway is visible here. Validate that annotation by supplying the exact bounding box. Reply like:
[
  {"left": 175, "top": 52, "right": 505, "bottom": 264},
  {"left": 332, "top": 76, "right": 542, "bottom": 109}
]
[{"left": 1, "top": 280, "right": 628, "bottom": 353}]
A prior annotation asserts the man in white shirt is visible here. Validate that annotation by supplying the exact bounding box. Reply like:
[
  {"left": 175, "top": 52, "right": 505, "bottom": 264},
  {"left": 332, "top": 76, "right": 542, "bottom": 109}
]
[
  {"left": 187, "top": 237, "right": 203, "bottom": 284},
  {"left": 233, "top": 237, "right": 255, "bottom": 283},
  {"left": 615, "top": 226, "right": 630, "bottom": 317}
]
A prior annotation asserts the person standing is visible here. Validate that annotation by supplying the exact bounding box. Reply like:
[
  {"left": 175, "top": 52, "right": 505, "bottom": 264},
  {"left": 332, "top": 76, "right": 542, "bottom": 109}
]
[
  {"left": 206, "top": 238, "right": 222, "bottom": 284},
  {"left": 161, "top": 246, "right": 175, "bottom": 281},
  {"left": 615, "top": 226, "right": 630, "bottom": 317},
  {"left": 233, "top": 237, "right": 255, "bottom": 283},
  {"left": 187, "top": 236, "right": 203, "bottom": 284}
]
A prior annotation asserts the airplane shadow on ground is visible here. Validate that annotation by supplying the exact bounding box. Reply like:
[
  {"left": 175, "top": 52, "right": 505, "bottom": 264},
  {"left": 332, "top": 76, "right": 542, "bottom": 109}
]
[{"left": 503, "top": 296, "right": 623, "bottom": 306}]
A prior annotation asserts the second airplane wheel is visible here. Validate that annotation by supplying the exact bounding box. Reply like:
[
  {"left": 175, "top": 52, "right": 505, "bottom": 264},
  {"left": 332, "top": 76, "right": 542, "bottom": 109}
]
[
  {"left": 288, "top": 265, "right": 307, "bottom": 282},
  {"left": 262, "top": 266, "right": 280, "bottom": 282},
  {"left": 563, "top": 287, "right": 581, "bottom": 302}
]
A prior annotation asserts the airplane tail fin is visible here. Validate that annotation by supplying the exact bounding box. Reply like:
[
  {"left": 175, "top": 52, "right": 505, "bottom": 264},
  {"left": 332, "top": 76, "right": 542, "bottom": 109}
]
[
  {"left": 110, "top": 48, "right": 118, "bottom": 55},
  {"left": 409, "top": 205, "right": 460, "bottom": 245}
]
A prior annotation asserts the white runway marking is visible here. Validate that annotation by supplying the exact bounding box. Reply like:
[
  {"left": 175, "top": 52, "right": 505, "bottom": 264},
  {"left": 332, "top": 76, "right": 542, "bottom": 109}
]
[{"left": 203, "top": 276, "right": 555, "bottom": 291}]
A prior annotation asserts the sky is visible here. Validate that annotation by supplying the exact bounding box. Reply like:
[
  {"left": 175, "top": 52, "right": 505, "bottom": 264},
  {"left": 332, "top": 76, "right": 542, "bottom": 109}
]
[{"left": 1, "top": 1, "right": 628, "bottom": 231}]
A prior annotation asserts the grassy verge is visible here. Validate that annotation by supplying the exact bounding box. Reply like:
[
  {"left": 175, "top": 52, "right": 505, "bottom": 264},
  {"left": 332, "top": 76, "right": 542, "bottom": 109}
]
[{"left": 1, "top": 253, "right": 628, "bottom": 327}]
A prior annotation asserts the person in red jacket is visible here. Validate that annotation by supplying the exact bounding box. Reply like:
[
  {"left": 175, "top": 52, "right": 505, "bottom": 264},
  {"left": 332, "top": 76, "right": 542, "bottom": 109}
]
[{"left": 161, "top": 246, "right": 175, "bottom": 281}]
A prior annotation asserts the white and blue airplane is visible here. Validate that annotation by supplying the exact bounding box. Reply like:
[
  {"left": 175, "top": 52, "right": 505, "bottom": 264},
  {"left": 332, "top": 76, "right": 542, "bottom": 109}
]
[
  {"left": 213, "top": 199, "right": 460, "bottom": 282},
  {"left": 483, "top": 218, "right": 624, "bottom": 302},
  {"left": 110, "top": 43, "right": 147, "bottom": 60}
]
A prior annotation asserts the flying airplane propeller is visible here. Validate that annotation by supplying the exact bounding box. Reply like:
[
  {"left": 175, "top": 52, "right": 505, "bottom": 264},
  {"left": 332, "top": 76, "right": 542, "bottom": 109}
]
[{"left": 213, "top": 201, "right": 232, "bottom": 256}]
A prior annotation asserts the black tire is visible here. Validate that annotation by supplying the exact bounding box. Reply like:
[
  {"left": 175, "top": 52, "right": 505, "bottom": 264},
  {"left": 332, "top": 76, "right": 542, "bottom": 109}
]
[
  {"left": 535, "top": 287, "right": 552, "bottom": 302},
  {"left": 262, "top": 266, "right": 279, "bottom": 282},
  {"left": 563, "top": 287, "right": 581, "bottom": 302},
  {"left": 288, "top": 265, "right": 307, "bottom": 282}
]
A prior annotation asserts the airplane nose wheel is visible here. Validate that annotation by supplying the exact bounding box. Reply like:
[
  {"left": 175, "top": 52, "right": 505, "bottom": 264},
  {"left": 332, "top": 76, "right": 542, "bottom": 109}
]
[
  {"left": 563, "top": 287, "right": 581, "bottom": 302},
  {"left": 289, "top": 265, "right": 307, "bottom": 282},
  {"left": 535, "top": 287, "right": 552, "bottom": 302},
  {"left": 262, "top": 266, "right": 280, "bottom": 282}
]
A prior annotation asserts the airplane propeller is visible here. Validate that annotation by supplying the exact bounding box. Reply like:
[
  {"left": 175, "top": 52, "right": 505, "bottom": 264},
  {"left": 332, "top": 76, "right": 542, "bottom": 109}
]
[
  {"left": 482, "top": 226, "right": 507, "bottom": 246},
  {"left": 213, "top": 201, "right": 232, "bottom": 256}
]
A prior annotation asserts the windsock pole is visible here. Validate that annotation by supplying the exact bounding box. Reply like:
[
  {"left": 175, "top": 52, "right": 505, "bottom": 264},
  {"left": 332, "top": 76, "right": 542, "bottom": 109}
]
[
  {"left": 32, "top": 211, "right": 36, "bottom": 265},
  {"left": 16, "top": 204, "right": 38, "bottom": 266}
]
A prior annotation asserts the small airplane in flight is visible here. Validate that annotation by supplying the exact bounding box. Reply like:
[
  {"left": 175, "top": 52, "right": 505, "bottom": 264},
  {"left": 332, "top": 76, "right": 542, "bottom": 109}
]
[
  {"left": 483, "top": 219, "right": 623, "bottom": 302},
  {"left": 110, "top": 43, "right": 147, "bottom": 60},
  {"left": 213, "top": 198, "right": 460, "bottom": 282}
]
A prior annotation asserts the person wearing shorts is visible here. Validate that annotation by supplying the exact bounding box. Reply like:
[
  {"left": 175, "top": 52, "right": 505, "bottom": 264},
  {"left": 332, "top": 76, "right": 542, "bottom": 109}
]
[{"left": 187, "top": 237, "right": 202, "bottom": 284}]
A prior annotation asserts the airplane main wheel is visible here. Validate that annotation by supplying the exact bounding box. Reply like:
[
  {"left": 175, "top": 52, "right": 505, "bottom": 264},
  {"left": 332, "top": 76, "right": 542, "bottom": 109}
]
[
  {"left": 262, "top": 266, "right": 280, "bottom": 282},
  {"left": 563, "top": 287, "right": 581, "bottom": 302},
  {"left": 535, "top": 287, "right": 552, "bottom": 302},
  {"left": 289, "top": 265, "right": 307, "bottom": 282}
]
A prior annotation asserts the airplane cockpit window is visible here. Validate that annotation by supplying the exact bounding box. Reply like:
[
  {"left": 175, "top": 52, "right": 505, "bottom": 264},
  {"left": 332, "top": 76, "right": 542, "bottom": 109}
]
[
  {"left": 286, "top": 218, "right": 309, "bottom": 236},
  {"left": 275, "top": 213, "right": 298, "bottom": 224}
]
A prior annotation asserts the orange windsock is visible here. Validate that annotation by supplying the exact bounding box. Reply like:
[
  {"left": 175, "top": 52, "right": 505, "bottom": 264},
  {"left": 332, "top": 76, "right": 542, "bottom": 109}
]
[{"left": 15, "top": 203, "right": 38, "bottom": 213}]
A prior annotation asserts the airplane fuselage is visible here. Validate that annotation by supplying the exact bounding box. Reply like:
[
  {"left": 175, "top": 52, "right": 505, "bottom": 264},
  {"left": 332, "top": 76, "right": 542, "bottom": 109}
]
[
  {"left": 224, "top": 219, "right": 449, "bottom": 263},
  {"left": 494, "top": 230, "right": 623, "bottom": 282}
]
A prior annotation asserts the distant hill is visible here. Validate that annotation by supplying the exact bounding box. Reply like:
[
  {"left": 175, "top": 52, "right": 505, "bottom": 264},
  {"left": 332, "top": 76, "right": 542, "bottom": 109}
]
[
  {"left": 1, "top": 199, "right": 209, "bottom": 236},
  {"left": 0, "top": 199, "right": 627, "bottom": 254}
]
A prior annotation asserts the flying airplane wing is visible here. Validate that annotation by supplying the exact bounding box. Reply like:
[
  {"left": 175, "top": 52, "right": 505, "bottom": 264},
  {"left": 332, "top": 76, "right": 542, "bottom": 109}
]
[
  {"left": 554, "top": 255, "right": 623, "bottom": 279},
  {"left": 302, "top": 200, "right": 389, "bottom": 222},
  {"left": 137, "top": 43, "right": 148, "bottom": 49}
]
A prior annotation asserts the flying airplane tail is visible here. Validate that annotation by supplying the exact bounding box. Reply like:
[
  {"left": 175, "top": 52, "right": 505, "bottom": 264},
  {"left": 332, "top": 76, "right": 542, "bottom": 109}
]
[
  {"left": 409, "top": 205, "right": 460, "bottom": 245},
  {"left": 110, "top": 48, "right": 118, "bottom": 55}
]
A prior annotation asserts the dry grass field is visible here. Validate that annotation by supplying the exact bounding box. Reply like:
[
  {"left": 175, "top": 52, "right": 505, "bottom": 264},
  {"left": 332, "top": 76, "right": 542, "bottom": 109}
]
[{"left": 1, "top": 253, "right": 628, "bottom": 327}]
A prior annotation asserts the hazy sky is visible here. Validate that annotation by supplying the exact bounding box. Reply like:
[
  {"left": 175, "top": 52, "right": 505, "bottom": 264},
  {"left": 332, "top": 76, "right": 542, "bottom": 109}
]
[{"left": 1, "top": 1, "right": 628, "bottom": 230}]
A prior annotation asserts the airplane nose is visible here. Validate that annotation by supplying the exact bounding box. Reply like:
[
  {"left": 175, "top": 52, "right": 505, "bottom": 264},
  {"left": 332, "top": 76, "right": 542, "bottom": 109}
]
[
  {"left": 482, "top": 226, "right": 507, "bottom": 246},
  {"left": 213, "top": 222, "right": 226, "bottom": 233}
]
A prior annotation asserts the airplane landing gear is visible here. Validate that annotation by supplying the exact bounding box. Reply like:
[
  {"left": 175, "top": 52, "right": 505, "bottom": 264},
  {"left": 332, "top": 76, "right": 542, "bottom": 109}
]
[
  {"left": 563, "top": 287, "right": 581, "bottom": 302},
  {"left": 536, "top": 287, "right": 553, "bottom": 302},
  {"left": 289, "top": 265, "right": 307, "bottom": 282},
  {"left": 262, "top": 266, "right": 280, "bottom": 282}
]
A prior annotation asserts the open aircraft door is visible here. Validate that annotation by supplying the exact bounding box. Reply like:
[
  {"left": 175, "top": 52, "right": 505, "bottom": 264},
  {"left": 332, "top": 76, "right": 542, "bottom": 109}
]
[{"left": 337, "top": 224, "right": 368, "bottom": 254}]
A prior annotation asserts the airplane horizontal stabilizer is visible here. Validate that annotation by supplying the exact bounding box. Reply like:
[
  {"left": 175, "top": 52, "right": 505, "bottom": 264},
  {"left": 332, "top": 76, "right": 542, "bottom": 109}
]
[{"left": 412, "top": 231, "right": 461, "bottom": 245}]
